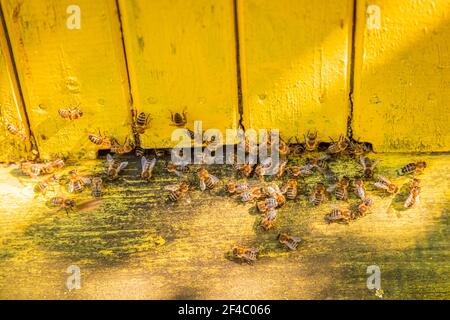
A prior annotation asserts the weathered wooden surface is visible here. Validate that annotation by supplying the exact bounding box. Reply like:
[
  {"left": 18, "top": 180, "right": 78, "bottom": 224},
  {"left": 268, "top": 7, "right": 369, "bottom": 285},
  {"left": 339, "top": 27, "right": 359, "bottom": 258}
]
[
  {"left": 117, "top": 0, "right": 239, "bottom": 148},
  {"left": 0, "top": 0, "right": 133, "bottom": 159},
  {"left": 352, "top": 0, "right": 450, "bottom": 152},
  {"left": 0, "top": 153, "right": 448, "bottom": 299},
  {"left": 0, "top": 13, "right": 33, "bottom": 162},
  {"left": 237, "top": 0, "right": 353, "bottom": 141}
]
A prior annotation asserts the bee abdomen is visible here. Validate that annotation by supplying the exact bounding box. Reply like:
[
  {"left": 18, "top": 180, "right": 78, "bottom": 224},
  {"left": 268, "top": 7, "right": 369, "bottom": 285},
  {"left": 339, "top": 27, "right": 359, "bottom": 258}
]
[
  {"left": 400, "top": 163, "right": 416, "bottom": 175},
  {"left": 335, "top": 188, "right": 348, "bottom": 200},
  {"left": 136, "top": 112, "right": 147, "bottom": 126},
  {"left": 286, "top": 188, "right": 297, "bottom": 200},
  {"left": 89, "top": 134, "right": 103, "bottom": 145}
]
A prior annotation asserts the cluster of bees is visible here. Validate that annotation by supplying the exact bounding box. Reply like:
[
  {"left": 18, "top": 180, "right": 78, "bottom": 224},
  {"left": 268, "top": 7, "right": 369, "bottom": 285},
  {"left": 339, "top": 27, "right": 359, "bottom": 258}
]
[
  {"left": 12, "top": 108, "right": 427, "bottom": 264},
  {"left": 152, "top": 131, "right": 427, "bottom": 264}
]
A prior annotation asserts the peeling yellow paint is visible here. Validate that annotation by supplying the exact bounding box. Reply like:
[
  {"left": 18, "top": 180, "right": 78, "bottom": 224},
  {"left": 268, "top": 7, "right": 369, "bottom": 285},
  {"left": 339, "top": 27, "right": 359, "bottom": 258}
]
[
  {"left": 0, "top": 0, "right": 133, "bottom": 159},
  {"left": 117, "top": 0, "right": 239, "bottom": 148},
  {"left": 237, "top": 0, "right": 353, "bottom": 141},
  {"left": 352, "top": 0, "right": 450, "bottom": 152}
]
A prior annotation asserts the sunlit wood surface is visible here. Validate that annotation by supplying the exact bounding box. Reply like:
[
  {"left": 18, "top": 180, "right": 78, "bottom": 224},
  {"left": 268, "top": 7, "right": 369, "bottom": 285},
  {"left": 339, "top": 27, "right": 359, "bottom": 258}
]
[{"left": 0, "top": 153, "right": 448, "bottom": 299}]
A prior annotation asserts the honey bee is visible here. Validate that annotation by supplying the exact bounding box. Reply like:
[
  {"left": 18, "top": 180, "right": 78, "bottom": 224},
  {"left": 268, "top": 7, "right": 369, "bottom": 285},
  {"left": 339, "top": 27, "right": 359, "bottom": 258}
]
[
  {"left": 241, "top": 186, "right": 263, "bottom": 202},
  {"left": 234, "top": 162, "right": 254, "bottom": 178},
  {"left": 404, "top": 179, "right": 421, "bottom": 208},
  {"left": 310, "top": 183, "right": 326, "bottom": 205},
  {"left": 326, "top": 207, "right": 354, "bottom": 223},
  {"left": 6, "top": 123, "right": 27, "bottom": 141},
  {"left": 231, "top": 245, "right": 258, "bottom": 264},
  {"left": 34, "top": 174, "right": 58, "bottom": 196},
  {"left": 49, "top": 196, "right": 103, "bottom": 215},
  {"left": 281, "top": 179, "right": 298, "bottom": 200},
  {"left": 133, "top": 111, "right": 152, "bottom": 134},
  {"left": 304, "top": 154, "right": 330, "bottom": 172},
  {"left": 256, "top": 197, "right": 280, "bottom": 213},
  {"left": 106, "top": 154, "right": 128, "bottom": 180},
  {"left": 360, "top": 156, "right": 381, "bottom": 178},
  {"left": 326, "top": 135, "right": 349, "bottom": 154},
  {"left": 141, "top": 156, "right": 156, "bottom": 181},
  {"left": 197, "top": 168, "right": 220, "bottom": 191},
  {"left": 277, "top": 233, "right": 302, "bottom": 251},
  {"left": 357, "top": 197, "right": 373, "bottom": 216},
  {"left": 170, "top": 108, "right": 187, "bottom": 127},
  {"left": 275, "top": 159, "right": 288, "bottom": 178},
  {"left": 348, "top": 140, "right": 369, "bottom": 157},
  {"left": 91, "top": 177, "right": 103, "bottom": 198},
  {"left": 304, "top": 130, "right": 318, "bottom": 151},
  {"left": 110, "top": 137, "right": 135, "bottom": 154},
  {"left": 165, "top": 181, "right": 191, "bottom": 203},
  {"left": 397, "top": 161, "right": 427, "bottom": 176},
  {"left": 166, "top": 160, "right": 190, "bottom": 177},
  {"left": 135, "top": 145, "right": 145, "bottom": 158},
  {"left": 277, "top": 138, "right": 290, "bottom": 158},
  {"left": 260, "top": 183, "right": 281, "bottom": 197},
  {"left": 41, "top": 159, "right": 65, "bottom": 175},
  {"left": 225, "top": 180, "right": 249, "bottom": 195},
  {"left": 88, "top": 132, "right": 113, "bottom": 148},
  {"left": 48, "top": 196, "right": 76, "bottom": 214},
  {"left": 254, "top": 157, "right": 274, "bottom": 178},
  {"left": 67, "top": 170, "right": 91, "bottom": 193},
  {"left": 374, "top": 176, "right": 398, "bottom": 194},
  {"left": 287, "top": 165, "right": 314, "bottom": 177},
  {"left": 327, "top": 176, "right": 350, "bottom": 201},
  {"left": 353, "top": 178, "right": 366, "bottom": 200},
  {"left": 260, "top": 208, "right": 277, "bottom": 231},
  {"left": 58, "top": 106, "right": 83, "bottom": 120}
]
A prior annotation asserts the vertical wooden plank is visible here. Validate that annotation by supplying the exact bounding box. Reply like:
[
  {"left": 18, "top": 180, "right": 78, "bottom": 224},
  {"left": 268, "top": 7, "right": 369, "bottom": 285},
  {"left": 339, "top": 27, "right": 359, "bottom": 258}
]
[
  {"left": 352, "top": 0, "right": 450, "bottom": 152},
  {"left": 1, "top": 0, "right": 133, "bottom": 159},
  {"left": 237, "top": 0, "right": 353, "bottom": 141},
  {"left": 118, "top": 0, "right": 239, "bottom": 148},
  {"left": 0, "top": 12, "right": 33, "bottom": 162}
]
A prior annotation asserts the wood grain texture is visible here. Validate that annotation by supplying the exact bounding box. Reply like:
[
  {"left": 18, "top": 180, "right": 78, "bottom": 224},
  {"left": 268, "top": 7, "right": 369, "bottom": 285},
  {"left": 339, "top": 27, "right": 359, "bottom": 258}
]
[
  {"left": 0, "top": 0, "right": 133, "bottom": 160},
  {"left": 352, "top": 0, "right": 450, "bottom": 152},
  {"left": 0, "top": 153, "right": 448, "bottom": 299},
  {"left": 0, "top": 14, "right": 33, "bottom": 162},
  {"left": 118, "top": 0, "right": 239, "bottom": 148},
  {"left": 237, "top": 0, "right": 353, "bottom": 141}
]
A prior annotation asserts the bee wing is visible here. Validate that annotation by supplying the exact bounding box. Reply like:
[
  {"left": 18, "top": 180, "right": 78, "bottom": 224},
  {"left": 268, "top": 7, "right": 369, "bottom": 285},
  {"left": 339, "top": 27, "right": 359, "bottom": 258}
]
[
  {"left": 199, "top": 179, "right": 207, "bottom": 192},
  {"left": 149, "top": 158, "right": 157, "bottom": 170},
  {"left": 82, "top": 177, "right": 91, "bottom": 185},
  {"left": 67, "top": 182, "right": 74, "bottom": 193},
  {"left": 106, "top": 153, "right": 113, "bottom": 162},
  {"left": 76, "top": 199, "right": 104, "bottom": 212},
  {"left": 326, "top": 184, "right": 337, "bottom": 193},
  {"left": 359, "top": 156, "right": 367, "bottom": 169},
  {"left": 164, "top": 184, "right": 179, "bottom": 191},
  {"left": 118, "top": 161, "right": 129, "bottom": 171},
  {"left": 183, "top": 193, "right": 192, "bottom": 204},
  {"left": 260, "top": 157, "right": 273, "bottom": 167},
  {"left": 371, "top": 159, "right": 381, "bottom": 169},
  {"left": 374, "top": 181, "right": 387, "bottom": 190},
  {"left": 209, "top": 174, "right": 220, "bottom": 184},
  {"left": 286, "top": 242, "right": 298, "bottom": 251},
  {"left": 141, "top": 156, "right": 147, "bottom": 168}
]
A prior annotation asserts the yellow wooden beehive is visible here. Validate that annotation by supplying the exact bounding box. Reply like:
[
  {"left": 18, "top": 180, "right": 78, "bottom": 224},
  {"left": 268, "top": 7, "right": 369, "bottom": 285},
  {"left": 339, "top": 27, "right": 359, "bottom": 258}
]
[{"left": 0, "top": 0, "right": 449, "bottom": 161}]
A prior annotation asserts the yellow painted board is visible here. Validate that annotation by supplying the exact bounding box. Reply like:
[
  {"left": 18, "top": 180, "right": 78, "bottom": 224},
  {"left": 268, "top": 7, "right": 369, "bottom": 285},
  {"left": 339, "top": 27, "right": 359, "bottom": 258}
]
[
  {"left": 237, "top": 0, "right": 353, "bottom": 141},
  {"left": 352, "top": 0, "right": 450, "bottom": 152},
  {"left": 0, "top": 0, "right": 133, "bottom": 159},
  {"left": 0, "top": 14, "right": 33, "bottom": 162},
  {"left": 117, "top": 0, "right": 239, "bottom": 148}
]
